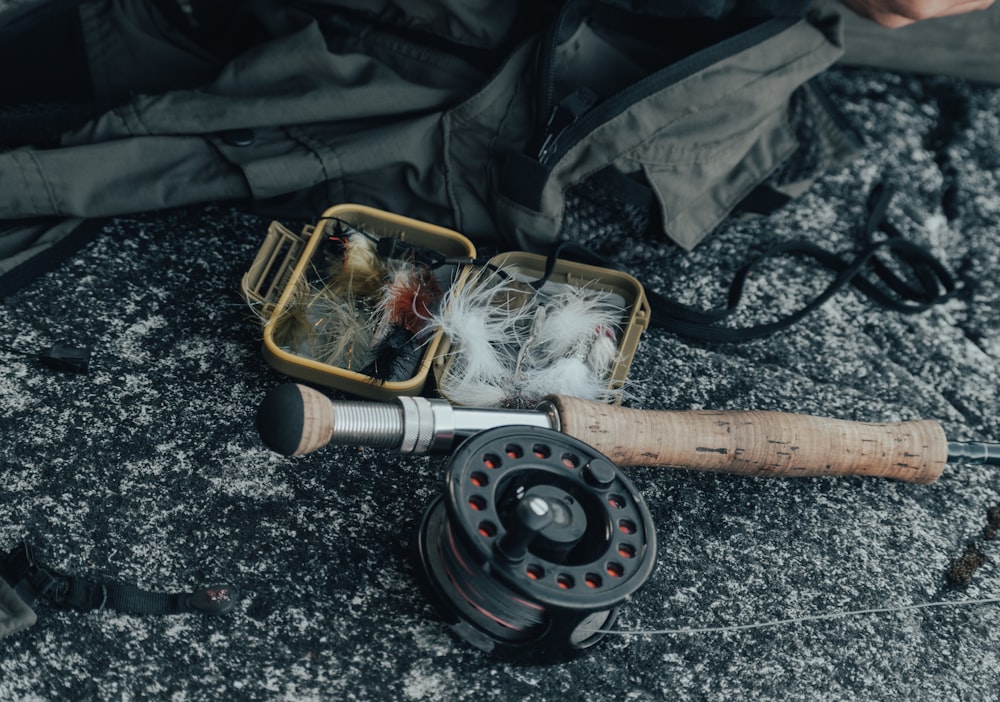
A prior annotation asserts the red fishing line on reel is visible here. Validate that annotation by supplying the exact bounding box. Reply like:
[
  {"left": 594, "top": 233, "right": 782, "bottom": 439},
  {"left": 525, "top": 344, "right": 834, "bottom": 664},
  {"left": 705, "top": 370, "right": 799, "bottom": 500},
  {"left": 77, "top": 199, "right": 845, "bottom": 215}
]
[{"left": 415, "top": 425, "right": 656, "bottom": 661}]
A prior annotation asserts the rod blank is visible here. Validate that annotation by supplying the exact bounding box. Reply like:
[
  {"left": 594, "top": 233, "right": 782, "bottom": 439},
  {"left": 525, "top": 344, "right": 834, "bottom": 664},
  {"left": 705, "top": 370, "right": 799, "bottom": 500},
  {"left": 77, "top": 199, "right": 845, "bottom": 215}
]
[{"left": 948, "top": 441, "right": 1000, "bottom": 466}]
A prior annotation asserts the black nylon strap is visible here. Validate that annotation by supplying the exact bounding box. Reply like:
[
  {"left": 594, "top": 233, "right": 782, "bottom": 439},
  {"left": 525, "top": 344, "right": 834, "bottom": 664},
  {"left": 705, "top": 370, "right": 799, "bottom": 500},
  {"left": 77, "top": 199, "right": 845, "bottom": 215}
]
[
  {"left": 541, "top": 181, "right": 956, "bottom": 342},
  {"left": 52, "top": 576, "right": 199, "bottom": 615},
  {"left": 1, "top": 541, "right": 237, "bottom": 618},
  {"left": 0, "top": 218, "right": 106, "bottom": 300},
  {"left": 645, "top": 235, "right": 955, "bottom": 342},
  {"left": 735, "top": 184, "right": 794, "bottom": 215}
]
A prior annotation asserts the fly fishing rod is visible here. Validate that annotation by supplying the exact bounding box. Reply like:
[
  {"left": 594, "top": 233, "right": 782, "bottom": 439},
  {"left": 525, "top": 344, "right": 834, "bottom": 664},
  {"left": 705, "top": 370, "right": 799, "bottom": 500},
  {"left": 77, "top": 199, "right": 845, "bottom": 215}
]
[
  {"left": 256, "top": 383, "right": 1000, "bottom": 483},
  {"left": 255, "top": 383, "right": 1000, "bottom": 661}
]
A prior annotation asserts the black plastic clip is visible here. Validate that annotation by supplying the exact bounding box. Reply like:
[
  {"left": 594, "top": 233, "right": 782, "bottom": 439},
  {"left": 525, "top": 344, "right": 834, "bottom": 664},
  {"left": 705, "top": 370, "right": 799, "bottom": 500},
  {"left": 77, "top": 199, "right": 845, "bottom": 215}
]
[
  {"left": 0, "top": 578, "right": 37, "bottom": 639},
  {"left": 187, "top": 585, "right": 239, "bottom": 616},
  {"left": 40, "top": 344, "right": 92, "bottom": 372},
  {"left": 1, "top": 541, "right": 63, "bottom": 605}
]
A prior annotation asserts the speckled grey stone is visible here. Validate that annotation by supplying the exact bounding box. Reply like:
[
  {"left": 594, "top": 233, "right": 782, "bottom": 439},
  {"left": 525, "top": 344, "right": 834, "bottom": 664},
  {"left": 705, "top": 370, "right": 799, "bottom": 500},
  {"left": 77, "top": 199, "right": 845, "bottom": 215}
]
[{"left": 1, "top": 23, "right": 1000, "bottom": 701}]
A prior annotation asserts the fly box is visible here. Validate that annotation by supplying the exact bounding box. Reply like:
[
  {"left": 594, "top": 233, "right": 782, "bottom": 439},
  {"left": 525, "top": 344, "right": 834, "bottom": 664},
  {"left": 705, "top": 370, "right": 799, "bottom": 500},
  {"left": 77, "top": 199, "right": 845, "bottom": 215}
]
[{"left": 243, "top": 204, "right": 649, "bottom": 405}]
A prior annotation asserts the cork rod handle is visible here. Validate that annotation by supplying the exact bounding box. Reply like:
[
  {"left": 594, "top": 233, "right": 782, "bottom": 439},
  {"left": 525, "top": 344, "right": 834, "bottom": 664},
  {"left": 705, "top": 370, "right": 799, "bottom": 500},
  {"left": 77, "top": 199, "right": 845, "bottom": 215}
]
[{"left": 546, "top": 395, "right": 949, "bottom": 484}]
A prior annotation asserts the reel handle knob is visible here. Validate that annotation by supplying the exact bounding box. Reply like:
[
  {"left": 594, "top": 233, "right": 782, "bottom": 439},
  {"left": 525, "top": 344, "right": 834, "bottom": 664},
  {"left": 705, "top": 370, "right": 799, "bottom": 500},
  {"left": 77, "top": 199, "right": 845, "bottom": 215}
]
[
  {"left": 495, "top": 494, "right": 555, "bottom": 563},
  {"left": 546, "top": 394, "right": 949, "bottom": 484}
]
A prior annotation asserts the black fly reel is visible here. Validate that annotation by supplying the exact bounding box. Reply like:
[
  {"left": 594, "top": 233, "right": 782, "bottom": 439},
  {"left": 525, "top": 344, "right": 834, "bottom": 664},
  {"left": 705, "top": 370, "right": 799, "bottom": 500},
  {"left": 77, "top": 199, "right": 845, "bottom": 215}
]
[{"left": 415, "top": 425, "right": 656, "bottom": 662}]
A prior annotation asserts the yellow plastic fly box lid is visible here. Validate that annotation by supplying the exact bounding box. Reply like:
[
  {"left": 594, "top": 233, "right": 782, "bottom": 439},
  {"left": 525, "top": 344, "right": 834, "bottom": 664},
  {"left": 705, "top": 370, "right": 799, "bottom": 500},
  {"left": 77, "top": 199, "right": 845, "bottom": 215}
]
[{"left": 241, "top": 203, "right": 477, "bottom": 402}]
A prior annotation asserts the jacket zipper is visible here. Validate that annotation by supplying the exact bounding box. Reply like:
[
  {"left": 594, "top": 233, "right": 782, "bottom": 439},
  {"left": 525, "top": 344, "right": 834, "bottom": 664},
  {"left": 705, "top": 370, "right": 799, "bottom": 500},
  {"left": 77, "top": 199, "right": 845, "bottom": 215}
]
[
  {"left": 533, "top": 15, "right": 799, "bottom": 166},
  {"left": 532, "top": 0, "right": 578, "bottom": 158}
]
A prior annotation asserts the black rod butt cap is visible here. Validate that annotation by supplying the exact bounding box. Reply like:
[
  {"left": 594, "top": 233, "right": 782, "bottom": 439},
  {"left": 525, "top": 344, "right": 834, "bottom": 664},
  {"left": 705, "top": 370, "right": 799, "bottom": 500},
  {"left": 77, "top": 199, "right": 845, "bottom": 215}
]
[{"left": 256, "top": 384, "right": 305, "bottom": 456}]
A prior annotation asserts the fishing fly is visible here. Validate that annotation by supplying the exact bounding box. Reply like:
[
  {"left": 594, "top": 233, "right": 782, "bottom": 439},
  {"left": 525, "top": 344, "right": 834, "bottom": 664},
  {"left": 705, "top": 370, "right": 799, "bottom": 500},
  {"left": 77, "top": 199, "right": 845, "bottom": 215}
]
[
  {"left": 259, "top": 218, "right": 445, "bottom": 381},
  {"left": 430, "top": 265, "right": 627, "bottom": 408}
]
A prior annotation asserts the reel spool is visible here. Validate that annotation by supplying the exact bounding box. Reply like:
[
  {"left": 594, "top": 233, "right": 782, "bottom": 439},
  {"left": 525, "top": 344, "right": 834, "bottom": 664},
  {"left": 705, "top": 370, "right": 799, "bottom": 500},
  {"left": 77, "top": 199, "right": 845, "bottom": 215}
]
[{"left": 416, "top": 425, "right": 656, "bottom": 661}]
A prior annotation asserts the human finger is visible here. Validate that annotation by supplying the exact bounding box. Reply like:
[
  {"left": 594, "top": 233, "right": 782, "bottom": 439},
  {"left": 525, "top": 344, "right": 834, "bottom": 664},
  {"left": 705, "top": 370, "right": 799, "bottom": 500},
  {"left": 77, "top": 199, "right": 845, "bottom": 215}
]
[{"left": 840, "top": 0, "right": 995, "bottom": 27}]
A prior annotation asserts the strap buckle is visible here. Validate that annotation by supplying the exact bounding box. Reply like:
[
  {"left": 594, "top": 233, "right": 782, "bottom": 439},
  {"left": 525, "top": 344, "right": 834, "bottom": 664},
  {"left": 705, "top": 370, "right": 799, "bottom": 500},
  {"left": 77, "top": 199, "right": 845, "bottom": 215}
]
[
  {"left": 0, "top": 577, "right": 37, "bottom": 639},
  {"left": 187, "top": 585, "right": 238, "bottom": 616},
  {"left": 1, "top": 541, "right": 64, "bottom": 606}
]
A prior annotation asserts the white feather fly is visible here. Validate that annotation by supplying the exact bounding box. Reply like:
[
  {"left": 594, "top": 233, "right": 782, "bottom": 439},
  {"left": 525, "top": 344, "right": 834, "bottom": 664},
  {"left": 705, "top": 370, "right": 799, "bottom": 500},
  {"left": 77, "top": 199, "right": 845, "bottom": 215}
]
[
  {"left": 521, "top": 288, "right": 622, "bottom": 369},
  {"left": 519, "top": 357, "right": 613, "bottom": 406},
  {"left": 586, "top": 323, "right": 620, "bottom": 380},
  {"left": 430, "top": 264, "right": 631, "bottom": 407},
  {"left": 431, "top": 267, "right": 537, "bottom": 407}
]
